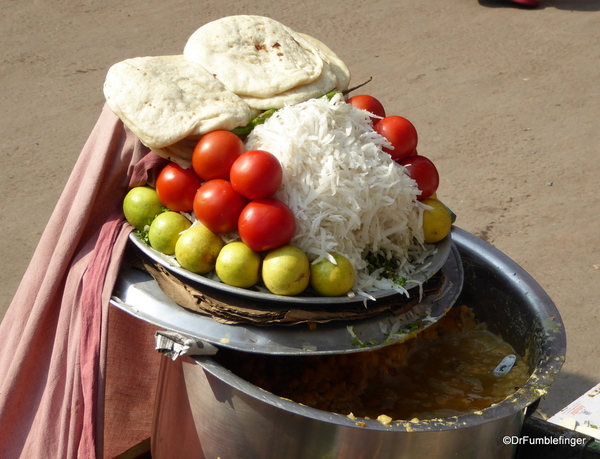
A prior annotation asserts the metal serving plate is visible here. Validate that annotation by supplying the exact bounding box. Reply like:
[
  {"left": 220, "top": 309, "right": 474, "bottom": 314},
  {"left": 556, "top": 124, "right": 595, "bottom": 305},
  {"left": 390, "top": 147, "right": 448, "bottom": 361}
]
[
  {"left": 128, "top": 231, "right": 452, "bottom": 305},
  {"left": 110, "top": 242, "right": 463, "bottom": 355}
]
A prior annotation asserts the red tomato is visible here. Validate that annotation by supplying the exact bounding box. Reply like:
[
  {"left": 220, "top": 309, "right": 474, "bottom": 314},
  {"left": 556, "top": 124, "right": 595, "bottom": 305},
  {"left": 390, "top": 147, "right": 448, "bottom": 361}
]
[
  {"left": 192, "top": 130, "right": 246, "bottom": 180},
  {"left": 346, "top": 95, "right": 386, "bottom": 125},
  {"left": 398, "top": 155, "right": 440, "bottom": 200},
  {"left": 155, "top": 163, "right": 203, "bottom": 212},
  {"left": 193, "top": 179, "right": 248, "bottom": 233},
  {"left": 230, "top": 150, "right": 283, "bottom": 200},
  {"left": 238, "top": 199, "right": 296, "bottom": 252},
  {"left": 376, "top": 116, "right": 418, "bottom": 161}
]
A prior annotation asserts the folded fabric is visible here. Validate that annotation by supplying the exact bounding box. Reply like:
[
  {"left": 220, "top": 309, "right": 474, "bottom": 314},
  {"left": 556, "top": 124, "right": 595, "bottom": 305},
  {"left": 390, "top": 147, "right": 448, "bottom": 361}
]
[{"left": 0, "top": 104, "right": 166, "bottom": 459}]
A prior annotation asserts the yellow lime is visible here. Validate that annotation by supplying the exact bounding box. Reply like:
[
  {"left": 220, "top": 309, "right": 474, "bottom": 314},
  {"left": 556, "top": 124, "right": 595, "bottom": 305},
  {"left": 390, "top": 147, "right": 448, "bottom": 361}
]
[
  {"left": 216, "top": 242, "right": 262, "bottom": 288},
  {"left": 421, "top": 198, "right": 452, "bottom": 244},
  {"left": 123, "top": 186, "right": 163, "bottom": 231},
  {"left": 310, "top": 253, "right": 355, "bottom": 297},
  {"left": 262, "top": 245, "right": 310, "bottom": 296},
  {"left": 175, "top": 224, "right": 224, "bottom": 274},
  {"left": 148, "top": 211, "right": 191, "bottom": 255}
]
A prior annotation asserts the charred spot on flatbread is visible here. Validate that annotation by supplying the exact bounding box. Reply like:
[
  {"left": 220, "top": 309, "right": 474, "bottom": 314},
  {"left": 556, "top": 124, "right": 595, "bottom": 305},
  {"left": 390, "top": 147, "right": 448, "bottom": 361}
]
[{"left": 183, "top": 15, "right": 326, "bottom": 98}]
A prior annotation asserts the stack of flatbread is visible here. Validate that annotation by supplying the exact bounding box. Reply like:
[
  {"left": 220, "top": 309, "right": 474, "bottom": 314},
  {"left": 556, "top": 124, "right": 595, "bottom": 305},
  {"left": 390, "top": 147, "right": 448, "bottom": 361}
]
[{"left": 103, "top": 15, "right": 351, "bottom": 167}]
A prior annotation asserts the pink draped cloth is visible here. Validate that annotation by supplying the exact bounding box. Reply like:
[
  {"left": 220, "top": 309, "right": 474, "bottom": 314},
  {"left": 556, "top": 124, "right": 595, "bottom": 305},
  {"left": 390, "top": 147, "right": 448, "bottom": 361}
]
[{"left": 0, "top": 104, "right": 168, "bottom": 459}]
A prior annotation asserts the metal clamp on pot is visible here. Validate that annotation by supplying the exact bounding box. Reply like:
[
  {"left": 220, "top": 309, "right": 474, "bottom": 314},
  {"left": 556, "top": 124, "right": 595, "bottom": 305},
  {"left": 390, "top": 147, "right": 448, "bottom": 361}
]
[{"left": 154, "top": 330, "right": 218, "bottom": 359}]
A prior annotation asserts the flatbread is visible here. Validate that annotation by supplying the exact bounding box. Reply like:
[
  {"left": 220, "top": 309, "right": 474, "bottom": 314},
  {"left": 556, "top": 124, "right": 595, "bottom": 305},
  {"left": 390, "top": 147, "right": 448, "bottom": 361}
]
[
  {"left": 103, "top": 55, "right": 254, "bottom": 151},
  {"left": 298, "top": 33, "right": 351, "bottom": 92},
  {"left": 151, "top": 137, "right": 201, "bottom": 168},
  {"left": 239, "top": 61, "right": 338, "bottom": 110},
  {"left": 239, "top": 33, "right": 352, "bottom": 110},
  {"left": 183, "top": 15, "right": 325, "bottom": 98}
]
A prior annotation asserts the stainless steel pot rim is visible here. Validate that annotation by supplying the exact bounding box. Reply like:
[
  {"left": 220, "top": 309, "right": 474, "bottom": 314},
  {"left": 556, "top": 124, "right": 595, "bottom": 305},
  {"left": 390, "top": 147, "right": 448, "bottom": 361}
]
[
  {"left": 128, "top": 231, "right": 452, "bottom": 305},
  {"left": 193, "top": 228, "right": 567, "bottom": 432}
]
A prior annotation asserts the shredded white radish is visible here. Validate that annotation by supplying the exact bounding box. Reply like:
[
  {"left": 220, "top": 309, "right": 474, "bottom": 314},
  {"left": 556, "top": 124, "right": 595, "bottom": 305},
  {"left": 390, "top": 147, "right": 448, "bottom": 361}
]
[{"left": 246, "top": 93, "right": 432, "bottom": 293}]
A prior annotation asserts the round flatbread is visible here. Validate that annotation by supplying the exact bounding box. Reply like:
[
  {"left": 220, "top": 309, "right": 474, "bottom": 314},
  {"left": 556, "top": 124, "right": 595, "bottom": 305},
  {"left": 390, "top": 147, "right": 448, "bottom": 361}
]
[
  {"left": 239, "top": 62, "right": 338, "bottom": 110},
  {"left": 298, "top": 33, "right": 351, "bottom": 92},
  {"left": 103, "top": 55, "right": 254, "bottom": 151},
  {"left": 183, "top": 15, "right": 325, "bottom": 98},
  {"left": 239, "top": 32, "right": 351, "bottom": 110}
]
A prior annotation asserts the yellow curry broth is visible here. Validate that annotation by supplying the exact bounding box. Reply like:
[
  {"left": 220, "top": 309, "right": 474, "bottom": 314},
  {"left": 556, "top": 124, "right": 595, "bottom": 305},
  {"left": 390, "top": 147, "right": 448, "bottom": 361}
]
[{"left": 216, "top": 305, "right": 530, "bottom": 421}]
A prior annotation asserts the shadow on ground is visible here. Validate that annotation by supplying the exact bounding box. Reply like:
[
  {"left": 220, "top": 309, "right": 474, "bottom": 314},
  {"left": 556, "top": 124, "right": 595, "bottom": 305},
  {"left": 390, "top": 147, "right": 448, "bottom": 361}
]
[{"left": 479, "top": 0, "right": 600, "bottom": 11}]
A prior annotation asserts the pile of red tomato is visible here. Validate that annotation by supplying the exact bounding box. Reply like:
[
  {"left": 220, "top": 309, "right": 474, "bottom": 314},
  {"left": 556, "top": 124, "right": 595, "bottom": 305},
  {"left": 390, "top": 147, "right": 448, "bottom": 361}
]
[
  {"left": 154, "top": 93, "right": 438, "bottom": 257},
  {"left": 346, "top": 94, "right": 440, "bottom": 200},
  {"left": 155, "top": 131, "right": 295, "bottom": 252}
]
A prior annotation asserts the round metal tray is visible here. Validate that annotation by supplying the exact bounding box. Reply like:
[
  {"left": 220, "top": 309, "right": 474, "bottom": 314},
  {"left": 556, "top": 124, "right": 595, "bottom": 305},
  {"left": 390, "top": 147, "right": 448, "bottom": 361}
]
[
  {"left": 128, "top": 231, "right": 452, "bottom": 305},
  {"left": 110, "top": 242, "right": 463, "bottom": 355}
]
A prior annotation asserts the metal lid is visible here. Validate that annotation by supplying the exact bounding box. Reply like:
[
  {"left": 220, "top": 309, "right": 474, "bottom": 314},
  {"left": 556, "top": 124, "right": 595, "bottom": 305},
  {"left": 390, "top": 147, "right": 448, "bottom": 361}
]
[{"left": 110, "top": 242, "right": 463, "bottom": 355}]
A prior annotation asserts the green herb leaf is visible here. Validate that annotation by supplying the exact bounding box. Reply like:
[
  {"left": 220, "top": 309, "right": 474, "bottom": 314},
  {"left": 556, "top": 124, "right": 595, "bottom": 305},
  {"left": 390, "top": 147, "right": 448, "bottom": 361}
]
[{"left": 136, "top": 228, "right": 150, "bottom": 245}]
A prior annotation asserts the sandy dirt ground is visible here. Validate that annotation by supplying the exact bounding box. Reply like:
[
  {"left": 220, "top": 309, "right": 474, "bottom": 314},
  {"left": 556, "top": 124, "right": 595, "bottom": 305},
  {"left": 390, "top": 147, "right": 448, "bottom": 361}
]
[{"left": 1, "top": 0, "right": 599, "bottom": 420}]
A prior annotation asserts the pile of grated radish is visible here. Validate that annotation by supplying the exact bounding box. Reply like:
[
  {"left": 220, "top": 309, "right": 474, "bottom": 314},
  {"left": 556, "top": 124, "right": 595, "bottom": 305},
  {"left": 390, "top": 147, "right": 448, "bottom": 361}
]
[{"left": 245, "top": 93, "right": 434, "bottom": 297}]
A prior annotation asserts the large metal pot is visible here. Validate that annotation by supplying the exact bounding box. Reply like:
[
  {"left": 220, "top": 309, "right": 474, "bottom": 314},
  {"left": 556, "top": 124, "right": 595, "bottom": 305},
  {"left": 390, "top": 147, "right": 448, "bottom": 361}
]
[{"left": 152, "top": 227, "right": 566, "bottom": 459}]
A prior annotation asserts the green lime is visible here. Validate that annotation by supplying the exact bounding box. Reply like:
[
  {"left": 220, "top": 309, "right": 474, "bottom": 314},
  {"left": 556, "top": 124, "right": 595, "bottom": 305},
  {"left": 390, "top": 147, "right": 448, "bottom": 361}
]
[
  {"left": 148, "top": 211, "right": 191, "bottom": 255},
  {"left": 262, "top": 245, "right": 310, "bottom": 296},
  {"left": 216, "top": 241, "right": 262, "bottom": 288},
  {"left": 123, "top": 186, "right": 163, "bottom": 231},
  {"left": 310, "top": 253, "right": 355, "bottom": 297},
  {"left": 421, "top": 198, "right": 452, "bottom": 244},
  {"left": 175, "top": 225, "right": 224, "bottom": 274}
]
